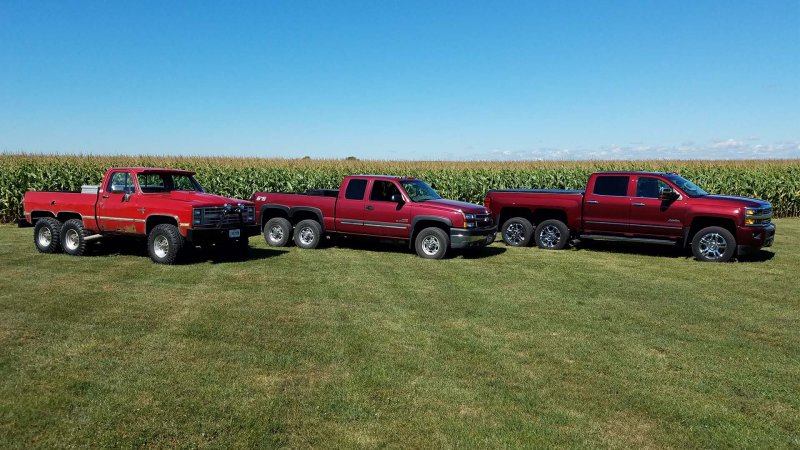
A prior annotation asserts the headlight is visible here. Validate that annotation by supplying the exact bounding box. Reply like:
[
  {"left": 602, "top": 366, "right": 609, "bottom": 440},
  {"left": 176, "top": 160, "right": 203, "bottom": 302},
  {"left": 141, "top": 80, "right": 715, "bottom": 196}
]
[
  {"left": 746, "top": 209, "right": 756, "bottom": 216},
  {"left": 465, "top": 214, "right": 475, "bottom": 220}
]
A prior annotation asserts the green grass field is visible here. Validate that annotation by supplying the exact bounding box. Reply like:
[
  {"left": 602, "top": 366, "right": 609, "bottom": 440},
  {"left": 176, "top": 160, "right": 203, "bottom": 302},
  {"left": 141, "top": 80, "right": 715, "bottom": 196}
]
[{"left": 1, "top": 221, "right": 798, "bottom": 448}]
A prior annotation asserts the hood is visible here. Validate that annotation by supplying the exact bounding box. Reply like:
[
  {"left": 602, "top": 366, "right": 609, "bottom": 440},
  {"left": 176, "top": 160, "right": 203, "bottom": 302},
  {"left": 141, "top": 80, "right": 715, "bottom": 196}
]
[
  {"left": 417, "top": 198, "right": 489, "bottom": 214},
  {"left": 146, "top": 191, "right": 253, "bottom": 206},
  {"left": 695, "top": 195, "right": 771, "bottom": 209}
]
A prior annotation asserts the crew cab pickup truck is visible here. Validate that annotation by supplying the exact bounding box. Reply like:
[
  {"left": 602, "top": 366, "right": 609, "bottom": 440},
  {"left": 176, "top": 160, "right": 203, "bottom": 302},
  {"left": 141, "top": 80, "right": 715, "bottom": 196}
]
[
  {"left": 21, "top": 167, "right": 259, "bottom": 264},
  {"left": 252, "top": 175, "right": 496, "bottom": 259},
  {"left": 484, "top": 171, "right": 775, "bottom": 262}
]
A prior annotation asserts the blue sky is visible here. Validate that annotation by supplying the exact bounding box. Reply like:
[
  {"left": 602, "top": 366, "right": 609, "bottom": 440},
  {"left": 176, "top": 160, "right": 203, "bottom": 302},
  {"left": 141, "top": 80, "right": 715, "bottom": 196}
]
[{"left": 1, "top": 0, "right": 798, "bottom": 160}]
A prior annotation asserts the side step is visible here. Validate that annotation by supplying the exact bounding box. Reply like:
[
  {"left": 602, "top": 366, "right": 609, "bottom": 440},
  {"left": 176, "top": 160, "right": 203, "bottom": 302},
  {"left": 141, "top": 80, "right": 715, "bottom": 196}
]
[{"left": 579, "top": 234, "right": 678, "bottom": 246}]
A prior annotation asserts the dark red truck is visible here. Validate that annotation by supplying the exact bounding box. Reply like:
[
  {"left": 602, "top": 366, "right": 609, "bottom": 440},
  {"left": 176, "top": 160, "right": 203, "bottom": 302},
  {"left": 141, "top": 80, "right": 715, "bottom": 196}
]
[
  {"left": 484, "top": 171, "right": 775, "bottom": 262},
  {"left": 252, "top": 175, "right": 496, "bottom": 259},
  {"left": 22, "top": 167, "right": 259, "bottom": 264}
]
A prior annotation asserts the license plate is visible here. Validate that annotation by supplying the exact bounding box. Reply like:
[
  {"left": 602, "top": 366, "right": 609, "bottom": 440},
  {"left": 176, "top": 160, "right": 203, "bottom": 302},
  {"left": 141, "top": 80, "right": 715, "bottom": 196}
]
[{"left": 229, "top": 229, "right": 241, "bottom": 238}]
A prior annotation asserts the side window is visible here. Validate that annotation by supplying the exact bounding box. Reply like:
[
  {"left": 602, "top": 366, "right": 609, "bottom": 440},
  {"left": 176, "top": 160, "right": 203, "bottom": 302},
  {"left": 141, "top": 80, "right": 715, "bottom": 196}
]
[
  {"left": 344, "top": 179, "right": 368, "bottom": 200},
  {"left": 636, "top": 177, "right": 669, "bottom": 198},
  {"left": 370, "top": 180, "right": 401, "bottom": 202},
  {"left": 592, "top": 176, "right": 630, "bottom": 196},
  {"left": 138, "top": 174, "right": 166, "bottom": 193},
  {"left": 106, "top": 172, "right": 135, "bottom": 194}
]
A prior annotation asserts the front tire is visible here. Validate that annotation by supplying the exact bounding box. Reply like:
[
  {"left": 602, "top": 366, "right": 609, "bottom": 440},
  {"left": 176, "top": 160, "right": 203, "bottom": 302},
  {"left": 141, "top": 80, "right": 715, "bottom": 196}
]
[
  {"left": 60, "top": 218, "right": 88, "bottom": 256},
  {"left": 501, "top": 217, "right": 533, "bottom": 247},
  {"left": 534, "top": 219, "right": 570, "bottom": 250},
  {"left": 414, "top": 227, "right": 449, "bottom": 259},
  {"left": 691, "top": 226, "right": 736, "bottom": 262},
  {"left": 293, "top": 219, "right": 322, "bottom": 249},
  {"left": 148, "top": 224, "right": 184, "bottom": 264},
  {"left": 34, "top": 217, "right": 62, "bottom": 253},
  {"left": 264, "top": 217, "right": 292, "bottom": 247}
]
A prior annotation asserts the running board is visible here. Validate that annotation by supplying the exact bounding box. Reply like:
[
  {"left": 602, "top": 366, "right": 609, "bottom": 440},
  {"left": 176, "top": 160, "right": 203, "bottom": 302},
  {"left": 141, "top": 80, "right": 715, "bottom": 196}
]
[
  {"left": 579, "top": 234, "right": 677, "bottom": 246},
  {"left": 85, "top": 234, "right": 103, "bottom": 242}
]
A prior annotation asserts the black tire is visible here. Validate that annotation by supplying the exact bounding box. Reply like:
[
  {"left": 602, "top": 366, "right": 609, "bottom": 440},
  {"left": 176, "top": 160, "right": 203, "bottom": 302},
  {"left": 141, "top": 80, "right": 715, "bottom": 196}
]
[
  {"left": 60, "top": 218, "right": 88, "bottom": 256},
  {"left": 33, "top": 217, "right": 62, "bottom": 253},
  {"left": 691, "top": 226, "right": 736, "bottom": 262},
  {"left": 501, "top": 217, "right": 533, "bottom": 247},
  {"left": 147, "top": 224, "right": 184, "bottom": 264},
  {"left": 293, "top": 219, "right": 322, "bottom": 249},
  {"left": 264, "top": 217, "right": 292, "bottom": 247},
  {"left": 414, "top": 227, "right": 449, "bottom": 259},
  {"left": 486, "top": 231, "right": 496, "bottom": 245},
  {"left": 534, "top": 219, "right": 570, "bottom": 250}
]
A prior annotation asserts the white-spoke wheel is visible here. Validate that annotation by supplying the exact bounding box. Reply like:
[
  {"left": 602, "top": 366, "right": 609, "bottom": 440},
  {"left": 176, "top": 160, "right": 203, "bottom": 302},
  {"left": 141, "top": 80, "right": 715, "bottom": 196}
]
[{"left": 153, "top": 235, "right": 169, "bottom": 259}]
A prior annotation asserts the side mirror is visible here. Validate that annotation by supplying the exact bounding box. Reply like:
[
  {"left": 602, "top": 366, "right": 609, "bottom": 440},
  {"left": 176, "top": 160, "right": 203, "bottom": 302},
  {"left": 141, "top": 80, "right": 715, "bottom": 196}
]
[
  {"left": 390, "top": 193, "right": 404, "bottom": 203},
  {"left": 110, "top": 185, "right": 125, "bottom": 194},
  {"left": 659, "top": 186, "right": 677, "bottom": 201},
  {"left": 430, "top": 183, "right": 438, "bottom": 190},
  {"left": 123, "top": 192, "right": 132, "bottom": 202}
]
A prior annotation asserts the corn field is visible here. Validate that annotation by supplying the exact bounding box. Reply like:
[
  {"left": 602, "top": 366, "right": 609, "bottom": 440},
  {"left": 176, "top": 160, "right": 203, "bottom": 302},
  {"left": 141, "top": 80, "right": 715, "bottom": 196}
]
[{"left": 2, "top": 154, "right": 799, "bottom": 221}]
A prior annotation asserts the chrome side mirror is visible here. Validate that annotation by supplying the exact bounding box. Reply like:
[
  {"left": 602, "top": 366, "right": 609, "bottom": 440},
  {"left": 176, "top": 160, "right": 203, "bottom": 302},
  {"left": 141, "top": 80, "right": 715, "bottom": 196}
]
[{"left": 659, "top": 186, "right": 677, "bottom": 201}]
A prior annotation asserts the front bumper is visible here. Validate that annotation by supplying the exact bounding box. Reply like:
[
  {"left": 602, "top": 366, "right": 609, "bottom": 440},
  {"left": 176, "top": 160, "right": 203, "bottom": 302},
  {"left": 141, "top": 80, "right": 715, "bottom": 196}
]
[
  {"left": 450, "top": 225, "right": 498, "bottom": 249},
  {"left": 186, "top": 224, "right": 260, "bottom": 243},
  {"left": 736, "top": 223, "right": 775, "bottom": 251}
]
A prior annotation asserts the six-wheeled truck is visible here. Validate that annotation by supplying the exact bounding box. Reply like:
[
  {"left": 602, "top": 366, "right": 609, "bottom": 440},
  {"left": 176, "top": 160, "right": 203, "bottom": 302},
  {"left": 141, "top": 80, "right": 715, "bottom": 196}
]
[
  {"left": 252, "top": 175, "right": 496, "bottom": 259},
  {"left": 484, "top": 171, "right": 775, "bottom": 262},
  {"left": 21, "top": 167, "right": 259, "bottom": 264}
]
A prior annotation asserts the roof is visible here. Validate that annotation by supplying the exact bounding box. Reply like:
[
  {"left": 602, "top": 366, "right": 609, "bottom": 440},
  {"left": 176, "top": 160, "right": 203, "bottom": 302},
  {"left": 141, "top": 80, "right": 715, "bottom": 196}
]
[
  {"left": 351, "top": 174, "right": 418, "bottom": 180},
  {"left": 594, "top": 171, "right": 676, "bottom": 176},
  {"left": 109, "top": 167, "right": 196, "bottom": 175}
]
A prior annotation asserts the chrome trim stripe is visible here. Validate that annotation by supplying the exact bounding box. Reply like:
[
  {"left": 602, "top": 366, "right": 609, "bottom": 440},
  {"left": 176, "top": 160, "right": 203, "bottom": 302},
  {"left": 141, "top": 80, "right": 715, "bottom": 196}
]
[
  {"left": 97, "top": 216, "right": 145, "bottom": 223},
  {"left": 629, "top": 223, "right": 683, "bottom": 230},
  {"left": 585, "top": 220, "right": 627, "bottom": 226},
  {"left": 363, "top": 221, "right": 408, "bottom": 229},
  {"left": 340, "top": 220, "right": 364, "bottom": 226}
]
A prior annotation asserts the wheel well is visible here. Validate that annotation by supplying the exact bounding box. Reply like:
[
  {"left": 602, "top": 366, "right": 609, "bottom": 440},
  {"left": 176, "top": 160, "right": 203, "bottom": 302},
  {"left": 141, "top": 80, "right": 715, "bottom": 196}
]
[
  {"left": 410, "top": 220, "right": 450, "bottom": 247},
  {"left": 30, "top": 211, "right": 56, "bottom": 222},
  {"left": 687, "top": 216, "right": 736, "bottom": 246},
  {"left": 260, "top": 207, "right": 290, "bottom": 228},
  {"left": 497, "top": 207, "right": 532, "bottom": 227},
  {"left": 291, "top": 210, "right": 320, "bottom": 225},
  {"left": 146, "top": 215, "right": 178, "bottom": 234},
  {"left": 531, "top": 208, "right": 567, "bottom": 225},
  {"left": 56, "top": 212, "right": 82, "bottom": 222}
]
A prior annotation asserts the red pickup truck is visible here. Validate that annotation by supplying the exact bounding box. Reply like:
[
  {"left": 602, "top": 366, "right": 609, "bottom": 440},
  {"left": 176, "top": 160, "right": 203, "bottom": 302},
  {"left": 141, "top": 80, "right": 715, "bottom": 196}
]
[
  {"left": 252, "top": 175, "right": 496, "bottom": 259},
  {"left": 22, "top": 167, "right": 259, "bottom": 264},
  {"left": 484, "top": 171, "right": 775, "bottom": 262}
]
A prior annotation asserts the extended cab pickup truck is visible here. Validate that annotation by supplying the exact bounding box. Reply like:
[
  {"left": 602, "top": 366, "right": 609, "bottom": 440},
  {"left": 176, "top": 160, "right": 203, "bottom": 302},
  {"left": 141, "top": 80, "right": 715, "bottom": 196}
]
[
  {"left": 252, "top": 175, "right": 496, "bottom": 259},
  {"left": 22, "top": 167, "right": 259, "bottom": 264},
  {"left": 484, "top": 171, "right": 775, "bottom": 262}
]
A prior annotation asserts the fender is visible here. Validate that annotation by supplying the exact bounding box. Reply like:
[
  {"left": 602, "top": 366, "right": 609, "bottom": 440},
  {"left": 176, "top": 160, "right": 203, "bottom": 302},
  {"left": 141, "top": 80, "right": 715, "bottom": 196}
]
[
  {"left": 288, "top": 206, "right": 324, "bottom": 227},
  {"left": 259, "top": 204, "right": 291, "bottom": 226},
  {"left": 410, "top": 215, "right": 453, "bottom": 239}
]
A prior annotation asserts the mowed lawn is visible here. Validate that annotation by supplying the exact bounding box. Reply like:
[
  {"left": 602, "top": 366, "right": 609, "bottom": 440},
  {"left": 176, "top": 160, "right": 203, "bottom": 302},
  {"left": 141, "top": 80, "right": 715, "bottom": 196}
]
[{"left": 1, "top": 220, "right": 798, "bottom": 448}]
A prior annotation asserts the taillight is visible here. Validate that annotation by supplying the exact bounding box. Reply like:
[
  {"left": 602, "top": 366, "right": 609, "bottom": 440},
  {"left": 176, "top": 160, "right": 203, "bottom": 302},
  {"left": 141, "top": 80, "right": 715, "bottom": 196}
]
[{"left": 484, "top": 195, "right": 491, "bottom": 210}]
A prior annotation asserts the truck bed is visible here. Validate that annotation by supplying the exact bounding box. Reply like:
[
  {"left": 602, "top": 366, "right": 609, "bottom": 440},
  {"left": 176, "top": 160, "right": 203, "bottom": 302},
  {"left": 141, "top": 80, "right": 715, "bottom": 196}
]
[
  {"left": 252, "top": 191, "right": 338, "bottom": 231},
  {"left": 484, "top": 189, "right": 585, "bottom": 231}
]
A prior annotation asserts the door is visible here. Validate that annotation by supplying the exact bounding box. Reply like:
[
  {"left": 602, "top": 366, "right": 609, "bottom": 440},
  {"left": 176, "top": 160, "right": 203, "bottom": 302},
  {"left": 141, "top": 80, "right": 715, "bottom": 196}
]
[
  {"left": 582, "top": 175, "right": 631, "bottom": 234},
  {"left": 362, "top": 179, "right": 412, "bottom": 238},
  {"left": 97, "top": 171, "right": 140, "bottom": 233},
  {"left": 628, "top": 176, "right": 686, "bottom": 238},
  {"left": 334, "top": 178, "right": 368, "bottom": 234}
]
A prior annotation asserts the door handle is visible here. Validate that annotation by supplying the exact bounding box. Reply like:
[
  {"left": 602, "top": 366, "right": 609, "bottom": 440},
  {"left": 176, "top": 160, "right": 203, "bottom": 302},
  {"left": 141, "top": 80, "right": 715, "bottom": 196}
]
[
  {"left": 586, "top": 200, "right": 599, "bottom": 204},
  {"left": 102, "top": 195, "right": 109, "bottom": 199},
  {"left": 632, "top": 202, "right": 645, "bottom": 206},
  {"left": 365, "top": 205, "right": 374, "bottom": 211}
]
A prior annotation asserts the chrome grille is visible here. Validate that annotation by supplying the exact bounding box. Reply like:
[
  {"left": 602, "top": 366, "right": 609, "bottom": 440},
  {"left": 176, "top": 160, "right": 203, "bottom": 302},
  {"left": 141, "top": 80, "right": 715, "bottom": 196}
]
[
  {"left": 194, "top": 205, "right": 255, "bottom": 227},
  {"left": 475, "top": 213, "right": 493, "bottom": 227}
]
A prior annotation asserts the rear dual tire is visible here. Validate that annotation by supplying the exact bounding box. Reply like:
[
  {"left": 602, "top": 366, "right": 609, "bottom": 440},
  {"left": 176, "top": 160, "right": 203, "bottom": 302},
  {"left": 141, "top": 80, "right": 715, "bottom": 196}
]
[
  {"left": 264, "top": 217, "right": 292, "bottom": 247},
  {"left": 294, "top": 219, "right": 322, "bottom": 249},
  {"left": 34, "top": 217, "right": 62, "bottom": 253},
  {"left": 60, "top": 219, "right": 89, "bottom": 256}
]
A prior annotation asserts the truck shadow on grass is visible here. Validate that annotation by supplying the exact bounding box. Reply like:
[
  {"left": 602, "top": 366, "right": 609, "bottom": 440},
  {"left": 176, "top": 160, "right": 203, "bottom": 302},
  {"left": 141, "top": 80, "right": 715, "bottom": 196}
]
[
  {"left": 573, "top": 240, "right": 775, "bottom": 263},
  {"left": 324, "top": 236, "right": 506, "bottom": 259},
  {"left": 87, "top": 238, "right": 288, "bottom": 264}
]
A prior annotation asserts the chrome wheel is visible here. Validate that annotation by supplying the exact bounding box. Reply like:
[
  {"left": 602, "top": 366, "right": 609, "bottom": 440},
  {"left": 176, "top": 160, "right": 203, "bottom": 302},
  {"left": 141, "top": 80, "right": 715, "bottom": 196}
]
[
  {"left": 538, "top": 225, "right": 561, "bottom": 248},
  {"left": 37, "top": 227, "right": 52, "bottom": 247},
  {"left": 421, "top": 235, "right": 440, "bottom": 256},
  {"left": 64, "top": 229, "right": 80, "bottom": 251},
  {"left": 269, "top": 225, "right": 284, "bottom": 242},
  {"left": 698, "top": 232, "right": 727, "bottom": 260},
  {"left": 153, "top": 235, "right": 169, "bottom": 259},
  {"left": 504, "top": 223, "right": 526, "bottom": 245},
  {"left": 299, "top": 227, "right": 315, "bottom": 245}
]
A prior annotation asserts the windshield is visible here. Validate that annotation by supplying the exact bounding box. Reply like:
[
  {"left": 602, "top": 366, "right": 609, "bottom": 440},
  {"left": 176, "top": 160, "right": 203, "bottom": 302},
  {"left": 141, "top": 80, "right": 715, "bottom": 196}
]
[
  {"left": 137, "top": 173, "right": 205, "bottom": 193},
  {"left": 400, "top": 179, "right": 442, "bottom": 202},
  {"left": 664, "top": 174, "right": 708, "bottom": 197}
]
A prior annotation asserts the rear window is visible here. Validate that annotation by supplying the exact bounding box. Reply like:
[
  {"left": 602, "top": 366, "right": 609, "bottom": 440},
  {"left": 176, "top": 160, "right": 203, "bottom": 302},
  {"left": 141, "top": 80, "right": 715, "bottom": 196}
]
[
  {"left": 593, "top": 176, "right": 630, "bottom": 196},
  {"left": 344, "top": 179, "right": 368, "bottom": 200}
]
